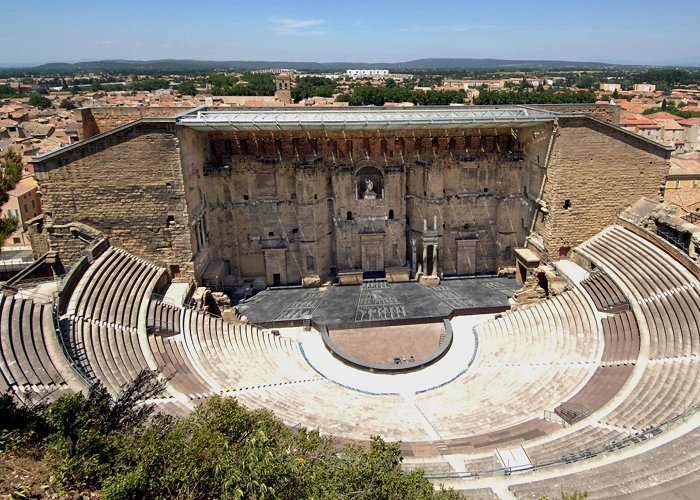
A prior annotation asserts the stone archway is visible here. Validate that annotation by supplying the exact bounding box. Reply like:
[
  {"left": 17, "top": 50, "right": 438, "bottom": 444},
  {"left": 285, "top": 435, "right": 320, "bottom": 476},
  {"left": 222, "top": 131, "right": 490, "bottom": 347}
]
[{"left": 355, "top": 162, "right": 384, "bottom": 200}]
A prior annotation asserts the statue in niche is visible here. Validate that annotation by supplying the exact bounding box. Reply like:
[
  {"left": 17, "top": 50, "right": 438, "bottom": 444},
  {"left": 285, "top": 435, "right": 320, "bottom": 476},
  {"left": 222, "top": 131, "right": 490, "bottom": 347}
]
[{"left": 363, "top": 178, "right": 377, "bottom": 199}]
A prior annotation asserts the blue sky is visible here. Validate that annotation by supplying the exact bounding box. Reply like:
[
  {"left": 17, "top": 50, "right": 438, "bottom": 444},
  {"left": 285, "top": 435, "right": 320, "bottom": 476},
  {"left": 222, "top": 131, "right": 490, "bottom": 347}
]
[{"left": 2, "top": 0, "right": 699, "bottom": 66}]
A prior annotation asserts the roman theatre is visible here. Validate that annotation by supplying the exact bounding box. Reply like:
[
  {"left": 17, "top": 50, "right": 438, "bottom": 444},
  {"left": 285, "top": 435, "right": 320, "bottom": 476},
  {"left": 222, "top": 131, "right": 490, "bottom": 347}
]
[{"left": 2, "top": 105, "right": 700, "bottom": 498}]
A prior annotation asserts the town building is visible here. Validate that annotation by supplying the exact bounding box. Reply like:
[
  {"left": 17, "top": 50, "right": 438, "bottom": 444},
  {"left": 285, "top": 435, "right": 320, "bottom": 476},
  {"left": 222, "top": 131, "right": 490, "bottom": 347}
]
[{"left": 1, "top": 176, "right": 42, "bottom": 248}]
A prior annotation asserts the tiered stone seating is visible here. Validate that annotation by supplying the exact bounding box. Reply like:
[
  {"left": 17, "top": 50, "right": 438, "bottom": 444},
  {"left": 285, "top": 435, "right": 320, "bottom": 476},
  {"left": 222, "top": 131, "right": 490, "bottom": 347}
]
[
  {"left": 408, "top": 288, "right": 599, "bottom": 439},
  {"left": 578, "top": 225, "right": 700, "bottom": 360},
  {"left": 600, "top": 310, "right": 639, "bottom": 365},
  {"left": 147, "top": 299, "right": 181, "bottom": 334},
  {"left": 233, "top": 381, "right": 431, "bottom": 441},
  {"left": 61, "top": 246, "right": 166, "bottom": 396},
  {"left": 576, "top": 226, "right": 700, "bottom": 431},
  {"left": 148, "top": 333, "right": 212, "bottom": 401},
  {"left": 509, "top": 425, "right": 700, "bottom": 499},
  {"left": 0, "top": 294, "right": 85, "bottom": 397},
  {"left": 601, "top": 359, "right": 700, "bottom": 430},
  {"left": 68, "top": 319, "right": 153, "bottom": 396},
  {"left": 524, "top": 426, "right": 627, "bottom": 464},
  {"left": 401, "top": 461, "right": 455, "bottom": 477},
  {"left": 180, "top": 308, "right": 320, "bottom": 392},
  {"left": 68, "top": 248, "right": 163, "bottom": 329},
  {"left": 557, "top": 308, "right": 639, "bottom": 415},
  {"left": 580, "top": 271, "right": 628, "bottom": 313}
]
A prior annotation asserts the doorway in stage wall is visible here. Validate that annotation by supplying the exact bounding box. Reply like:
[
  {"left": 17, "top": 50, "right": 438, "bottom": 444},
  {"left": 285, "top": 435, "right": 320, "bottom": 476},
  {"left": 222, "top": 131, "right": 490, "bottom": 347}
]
[
  {"left": 360, "top": 234, "right": 386, "bottom": 280},
  {"left": 273, "top": 273, "right": 281, "bottom": 287}
]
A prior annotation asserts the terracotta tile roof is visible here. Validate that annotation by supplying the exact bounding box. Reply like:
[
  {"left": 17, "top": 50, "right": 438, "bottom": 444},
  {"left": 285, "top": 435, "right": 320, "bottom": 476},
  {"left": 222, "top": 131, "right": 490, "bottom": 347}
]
[
  {"left": 670, "top": 156, "right": 700, "bottom": 176},
  {"left": 664, "top": 188, "right": 700, "bottom": 210},
  {"left": 654, "top": 118, "right": 684, "bottom": 130},
  {"left": 645, "top": 111, "right": 682, "bottom": 120}
]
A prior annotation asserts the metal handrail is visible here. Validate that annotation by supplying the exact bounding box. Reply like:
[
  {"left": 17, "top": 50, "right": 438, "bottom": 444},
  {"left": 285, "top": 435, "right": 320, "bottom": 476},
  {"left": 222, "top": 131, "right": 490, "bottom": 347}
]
[{"left": 420, "top": 402, "right": 700, "bottom": 479}]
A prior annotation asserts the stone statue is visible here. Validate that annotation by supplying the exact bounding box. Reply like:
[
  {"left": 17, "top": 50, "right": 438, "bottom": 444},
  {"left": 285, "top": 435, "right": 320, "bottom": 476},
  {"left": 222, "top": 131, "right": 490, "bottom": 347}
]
[{"left": 363, "top": 178, "right": 377, "bottom": 199}]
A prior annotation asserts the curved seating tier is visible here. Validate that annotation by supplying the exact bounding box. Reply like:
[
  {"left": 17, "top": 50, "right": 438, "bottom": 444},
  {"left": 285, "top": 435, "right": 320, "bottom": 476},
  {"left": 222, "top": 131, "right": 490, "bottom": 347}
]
[
  {"left": 524, "top": 426, "right": 628, "bottom": 464},
  {"left": 233, "top": 381, "right": 431, "bottom": 441},
  {"left": 601, "top": 359, "right": 700, "bottom": 430},
  {"left": 67, "top": 319, "right": 153, "bottom": 397},
  {"left": 578, "top": 225, "right": 700, "bottom": 360},
  {"left": 4, "top": 222, "right": 699, "bottom": 497},
  {"left": 148, "top": 333, "right": 212, "bottom": 401},
  {"left": 180, "top": 308, "right": 321, "bottom": 392},
  {"left": 147, "top": 300, "right": 181, "bottom": 334},
  {"left": 580, "top": 271, "right": 628, "bottom": 313},
  {"left": 509, "top": 425, "right": 700, "bottom": 499},
  {"left": 600, "top": 310, "right": 639, "bottom": 365},
  {"left": 67, "top": 247, "right": 164, "bottom": 329},
  {"left": 0, "top": 294, "right": 85, "bottom": 398},
  {"left": 61, "top": 245, "right": 166, "bottom": 396}
]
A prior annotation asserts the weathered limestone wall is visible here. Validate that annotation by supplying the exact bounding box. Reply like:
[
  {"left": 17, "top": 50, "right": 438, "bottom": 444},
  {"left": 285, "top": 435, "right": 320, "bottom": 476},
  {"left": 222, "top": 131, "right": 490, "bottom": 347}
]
[
  {"left": 529, "top": 104, "right": 621, "bottom": 126},
  {"left": 194, "top": 127, "right": 543, "bottom": 284},
  {"left": 75, "top": 107, "right": 187, "bottom": 140},
  {"left": 33, "top": 123, "right": 194, "bottom": 279},
  {"left": 35, "top": 111, "right": 670, "bottom": 289},
  {"left": 538, "top": 116, "right": 670, "bottom": 259}
]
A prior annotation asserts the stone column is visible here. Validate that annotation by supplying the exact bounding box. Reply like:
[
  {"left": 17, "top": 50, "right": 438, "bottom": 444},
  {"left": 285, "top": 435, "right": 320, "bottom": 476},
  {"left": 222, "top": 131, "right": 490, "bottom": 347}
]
[
  {"left": 433, "top": 243, "right": 438, "bottom": 276},
  {"left": 411, "top": 239, "right": 417, "bottom": 273},
  {"left": 422, "top": 245, "right": 428, "bottom": 274}
]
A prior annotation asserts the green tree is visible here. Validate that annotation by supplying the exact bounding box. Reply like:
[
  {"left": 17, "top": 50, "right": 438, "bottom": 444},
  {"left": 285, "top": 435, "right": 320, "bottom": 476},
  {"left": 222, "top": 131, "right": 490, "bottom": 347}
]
[
  {"left": 177, "top": 80, "right": 198, "bottom": 96},
  {"left": 126, "top": 77, "right": 170, "bottom": 92},
  {"left": 292, "top": 76, "right": 337, "bottom": 101},
  {"left": 28, "top": 91, "right": 52, "bottom": 109},
  {"left": 0, "top": 149, "right": 23, "bottom": 206},
  {"left": 44, "top": 370, "right": 164, "bottom": 489},
  {"left": 59, "top": 98, "right": 77, "bottom": 110}
]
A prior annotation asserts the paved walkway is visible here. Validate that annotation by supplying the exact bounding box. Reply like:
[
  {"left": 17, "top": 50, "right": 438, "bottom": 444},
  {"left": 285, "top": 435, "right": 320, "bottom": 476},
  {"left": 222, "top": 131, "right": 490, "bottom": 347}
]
[
  {"left": 282, "top": 314, "right": 489, "bottom": 394},
  {"left": 554, "top": 259, "right": 589, "bottom": 286}
]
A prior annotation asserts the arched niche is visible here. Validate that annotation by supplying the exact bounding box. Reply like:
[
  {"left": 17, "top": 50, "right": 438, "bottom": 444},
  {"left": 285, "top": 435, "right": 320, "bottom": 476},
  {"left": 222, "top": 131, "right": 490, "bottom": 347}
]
[{"left": 355, "top": 162, "right": 383, "bottom": 200}]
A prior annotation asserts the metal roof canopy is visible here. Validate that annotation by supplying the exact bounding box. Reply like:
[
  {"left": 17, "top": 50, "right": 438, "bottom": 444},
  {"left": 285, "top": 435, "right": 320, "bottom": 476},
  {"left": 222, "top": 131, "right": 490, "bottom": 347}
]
[{"left": 176, "top": 106, "right": 556, "bottom": 132}]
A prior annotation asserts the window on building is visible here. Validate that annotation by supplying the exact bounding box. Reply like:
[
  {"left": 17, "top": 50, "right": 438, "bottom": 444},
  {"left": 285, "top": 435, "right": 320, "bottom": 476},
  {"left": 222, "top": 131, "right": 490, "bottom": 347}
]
[
  {"left": 243, "top": 194, "right": 249, "bottom": 201},
  {"left": 166, "top": 215, "right": 175, "bottom": 226},
  {"left": 31, "top": 199, "right": 35, "bottom": 209},
  {"left": 268, "top": 231, "right": 274, "bottom": 237},
  {"left": 346, "top": 211, "right": 353, "bottom": 221},
  {"left": 8, "top": 209, "right": 18, "bottom": 218},
  {"left": 13, "top": 237, "right": 20, "bottom": 244},
  {"left": 692, "top": 179, "right": 698, "bottom": 189},
  {"left": 563, "top": 199, "right": 572, "bottom": 210},
  {"left": 388, "top": 209, "right": 394, "bottom": 220},
  {"left": 675, "top": 180, "right": 681, "bottom": 189},
  {"left": 306, "top": 255, "right": 315, "bottom": 271}
]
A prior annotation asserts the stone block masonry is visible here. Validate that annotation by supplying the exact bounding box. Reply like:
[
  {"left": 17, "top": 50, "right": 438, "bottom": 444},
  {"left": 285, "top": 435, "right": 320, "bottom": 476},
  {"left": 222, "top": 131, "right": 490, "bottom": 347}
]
[
  {"left": 538, "top": 116, "right": 670, "bottom": 259},
  {"left": 31, "top": 108, "right": 672, "bottom": 288},
  {"left": 32, "top": 123, "right": 194, "bottom": 280},
  {"left": 75, "top": 107, "right": 187, "bottom": 140}
]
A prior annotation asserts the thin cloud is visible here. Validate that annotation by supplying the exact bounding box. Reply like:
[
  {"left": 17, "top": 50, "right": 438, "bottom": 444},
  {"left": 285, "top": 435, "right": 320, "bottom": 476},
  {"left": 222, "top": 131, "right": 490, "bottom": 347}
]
[
  {"left": 268, "top": 17, "right": 325, "bottom": 35},
  {"left": 400, "top": 23, "right": 499, "bottom": 33}
]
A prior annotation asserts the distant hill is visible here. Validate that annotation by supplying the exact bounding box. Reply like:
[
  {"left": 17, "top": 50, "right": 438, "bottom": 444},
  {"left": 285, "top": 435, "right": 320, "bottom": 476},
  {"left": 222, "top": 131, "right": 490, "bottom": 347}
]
[{"left": 20, "top": 58, "right": 630, "bottom": 74}]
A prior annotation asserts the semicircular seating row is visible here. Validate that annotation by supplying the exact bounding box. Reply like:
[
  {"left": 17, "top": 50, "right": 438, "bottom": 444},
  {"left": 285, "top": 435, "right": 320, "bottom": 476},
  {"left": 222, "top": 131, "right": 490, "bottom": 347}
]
[
  {"left": 503, "top": 225, "right": 700, "bottom": 499},
  {"left": 1, "top": 225, "right": 699, "bottom": 498}
]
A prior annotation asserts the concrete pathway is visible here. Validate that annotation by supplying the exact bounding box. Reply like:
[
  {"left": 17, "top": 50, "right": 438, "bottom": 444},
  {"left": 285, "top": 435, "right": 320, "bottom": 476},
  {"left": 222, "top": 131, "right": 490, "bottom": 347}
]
[{"left": 281, "top": 313, "right": 491, "bottom": 394}]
